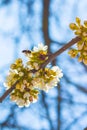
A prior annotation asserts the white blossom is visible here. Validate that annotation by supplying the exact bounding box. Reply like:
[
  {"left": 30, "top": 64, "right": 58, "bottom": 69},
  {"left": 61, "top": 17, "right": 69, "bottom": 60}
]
[
  {"left": 23, "top": 92, "right": 30, "bottom": 99},
  {"left": 17, "top": 98, "right": 25, "bottom": 107},
  {"left": 19, "top": 72, "right": 24, "bottom": 77},
  {"left": 25, "top": 100, "right": 30, "bottom": 107},
  {"left": 33, "top": 43, "right": 48, "bottom": 52},
  {"left": 51, "top": 66, "right": 63, "bottom": 78},
  {"left": 33, "top": 63, "right": 39, "bottom": 70}
]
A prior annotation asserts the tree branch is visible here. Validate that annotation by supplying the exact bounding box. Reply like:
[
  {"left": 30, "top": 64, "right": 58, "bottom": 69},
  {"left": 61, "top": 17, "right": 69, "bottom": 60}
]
[
  {"left": 0, "top": 36, "right": 81, "bottom": 103},
  {"left": 40, "top": 36, "right": 81, "bottom": 68},
  {"left": 0, "top": 80, "right": 19, "bottom": 103}
]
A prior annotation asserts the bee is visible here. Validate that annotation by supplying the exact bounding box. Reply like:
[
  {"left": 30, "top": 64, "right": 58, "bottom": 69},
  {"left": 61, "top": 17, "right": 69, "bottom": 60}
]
[{"left": 22, "top": 50, "right": 31, "bottom": 54}]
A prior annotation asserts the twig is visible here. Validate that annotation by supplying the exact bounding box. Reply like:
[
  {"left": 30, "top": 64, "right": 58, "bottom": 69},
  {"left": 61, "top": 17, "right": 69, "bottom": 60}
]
[
  {"left": 0, "top": 36, "right": 81, "bottom": 103},
  {"left": 40, "top": 36, "right": 81, "bottom": 68},
  {"left": 0, "top": 80, "right": 19, "bottom": 103}
]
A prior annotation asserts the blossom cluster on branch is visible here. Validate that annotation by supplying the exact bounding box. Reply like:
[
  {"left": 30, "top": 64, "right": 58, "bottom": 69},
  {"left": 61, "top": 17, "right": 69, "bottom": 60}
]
[
  {"left": 1, "top": 17, "right": 87, "bottom": 107},
  {"left": 4, "top": 44, "right": 63, "bottom": 107},
  {"left": 68, "top": 17, "right": 87, "bottom": 65}
]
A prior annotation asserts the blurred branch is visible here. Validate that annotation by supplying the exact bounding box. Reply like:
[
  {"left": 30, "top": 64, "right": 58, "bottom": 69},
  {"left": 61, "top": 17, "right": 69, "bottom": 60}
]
[
  {"left": 65, "top": 111, "right": 87, "bottom": 130},
  {"left": 0, "top": 105, "right": 27, "bottom": 129},
  {"left": 64, "top": 75, "right": 87, "bottom": 94},
  {"left": 50, "top": 40, "right": 66, "bottom": 46},
  {"left": 60, "top": 96, "right": 87, "bottom": 106},
  {"left": 57, "top": 84, "right": 61, "bottom": 130},
  {"left": 42, "top": 0, "right": 54, "bottom": 129},
  {"left": 42, "top": 0, "right": 51, "bottom": 52},
  {"left": 42, "top": 92, "right": 54, "bottom": 130},
  {"left": 0, "top": 80, "right": 19, "bottom": 103}
]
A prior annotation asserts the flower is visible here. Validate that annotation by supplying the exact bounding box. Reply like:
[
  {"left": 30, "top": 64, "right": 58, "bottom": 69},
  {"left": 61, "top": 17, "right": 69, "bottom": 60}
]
[
  {"left": 69, "top": 17, "right": 87, "bottom": 65},
  {"left": 33, "top": 43, "right": 48, "bottom": 52},
  {"left": 16, "top": 98, "right": 25, "bottom": 108},
  {"left": 51, "top": 66, "right": 63, "bottom": 78},
  {"left": 4, "top": 43, "right": 63, "bottom": 107},
  {"left": 23, "top": 92, "right": 30, "bottom": 99},
  {"left": 32, "top": 66, "right": 63, "bottom": 92}
]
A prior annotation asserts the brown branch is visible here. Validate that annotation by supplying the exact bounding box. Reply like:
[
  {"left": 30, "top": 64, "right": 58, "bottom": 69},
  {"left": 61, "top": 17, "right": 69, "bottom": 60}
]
[
  {"left": 57, "top": 84, "right": 61, "bottom": 130},
  {"left": 42, "top": 0, "right": 51, "bottom": 53},
  {"left": 0, "top": 36, "right": 81, "bottom": 103},
  {"left": 42, "top": 1, "right": 54, "bottom": 129},
  {"left": 0, "top": 80, "right": 19, "bottom": 103},
  {"left": 40, "top": 36, "right": 81, "bottom": 68}
]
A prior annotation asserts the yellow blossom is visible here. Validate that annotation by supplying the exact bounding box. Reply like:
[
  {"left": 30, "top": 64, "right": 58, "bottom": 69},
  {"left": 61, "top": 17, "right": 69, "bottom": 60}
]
[{"left": 68, "top": 17, "right": 87, "bottom": 65}]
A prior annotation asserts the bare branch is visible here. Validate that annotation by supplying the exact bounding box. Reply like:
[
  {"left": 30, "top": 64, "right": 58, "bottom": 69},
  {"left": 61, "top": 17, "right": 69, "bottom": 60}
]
[
  {"left": 0, "top": 80, "right": 19, "bottom": 103},
  {"left": 40, "top": 36, "right": 81, "bottom": 68}
]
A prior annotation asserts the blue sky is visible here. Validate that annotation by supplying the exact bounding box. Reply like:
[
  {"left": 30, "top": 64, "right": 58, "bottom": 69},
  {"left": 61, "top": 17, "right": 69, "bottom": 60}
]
[{"left": 0, "top": 0, "right": 87, "bottom": 130}]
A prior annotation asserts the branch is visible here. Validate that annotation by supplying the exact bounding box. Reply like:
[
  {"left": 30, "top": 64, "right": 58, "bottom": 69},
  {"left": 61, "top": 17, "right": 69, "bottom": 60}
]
[
  {"left": 40, "top": 36, "right": 81, "bottom": 68},
  {"left": 0, "top": 80, "right": 19, "bottom": 103},
  {"left": 0, "top": 36, "right": 81, "bottom": 103},
  {"left": 65, "top": 111, "right": 87, "bottom": 130}
]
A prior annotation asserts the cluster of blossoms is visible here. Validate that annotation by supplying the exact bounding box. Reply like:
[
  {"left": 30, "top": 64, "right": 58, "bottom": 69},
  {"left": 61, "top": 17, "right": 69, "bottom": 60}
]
[
  {"left": 4, "top": 43, "right": 63, "bottom": 107},
  {"left": 68, "top": 17, "right": 87, "bottom": 65}
]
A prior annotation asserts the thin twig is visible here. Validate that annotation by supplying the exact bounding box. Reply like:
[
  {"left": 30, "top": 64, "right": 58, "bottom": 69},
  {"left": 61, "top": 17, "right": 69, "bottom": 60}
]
[
  {"left": 40, "top": 36, "right": 81, "bottom": 68},
  {"left": 0, "top": 80, "right": 19, "bottom": 103},
  {"left": 0, "top": 36, "right": 81, "bottom": 103}
]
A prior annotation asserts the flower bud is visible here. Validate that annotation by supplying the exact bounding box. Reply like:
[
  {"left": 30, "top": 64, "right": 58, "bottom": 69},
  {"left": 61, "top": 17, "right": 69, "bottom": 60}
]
[
  {"left": 78, "top": 56, "right": 83, "bottom": 62},
  {"left": 77, "top": 41, "right": 83, "bottom": 50},
  {"left": 69, "top": 23, "right": 78, "bottom": 30},
  {"left": 83, "top": 58, "right": 87, "bottom": 65},
  {"left": 84, "top": 21, "right": 87, "bottom": 27},
  {"left": 76, "top": 17, "right": 81, "bottom": 26}
]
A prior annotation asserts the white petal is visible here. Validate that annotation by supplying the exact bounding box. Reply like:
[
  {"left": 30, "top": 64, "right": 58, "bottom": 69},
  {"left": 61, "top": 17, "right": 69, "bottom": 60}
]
[
  {"left": 38, "top": 43, "right": 44, "bottom": 49},
  {"left": 33, "top": 46, "right": 38, "bottom": 52},
  {"left": 43, "top": 45, "right": 48, "bottom": 51},
  {"left": 51, "top": 66, "right": 59, "bottom": 71}
]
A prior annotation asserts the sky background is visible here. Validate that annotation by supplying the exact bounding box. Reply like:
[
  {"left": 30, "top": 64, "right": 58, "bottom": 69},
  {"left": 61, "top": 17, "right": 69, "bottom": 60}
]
[{"left": 0, "top": 0, "right": 87, "bottom": 130}]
